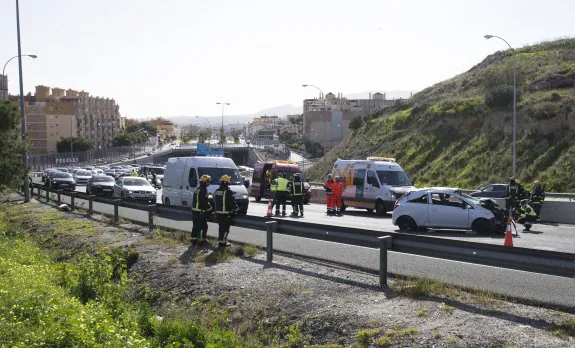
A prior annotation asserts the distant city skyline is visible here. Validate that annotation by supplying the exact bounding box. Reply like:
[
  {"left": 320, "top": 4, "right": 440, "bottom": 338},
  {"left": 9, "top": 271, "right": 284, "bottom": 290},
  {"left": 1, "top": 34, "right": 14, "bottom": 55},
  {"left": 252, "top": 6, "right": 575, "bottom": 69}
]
[{"left": 2, "top": 0, "right": 575, "bottom": 118}]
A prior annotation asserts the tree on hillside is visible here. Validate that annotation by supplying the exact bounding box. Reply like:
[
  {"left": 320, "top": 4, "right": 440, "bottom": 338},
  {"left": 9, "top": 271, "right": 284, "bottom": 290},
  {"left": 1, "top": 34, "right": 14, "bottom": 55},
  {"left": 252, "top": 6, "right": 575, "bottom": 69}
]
[
  {"left": 56, "top": 137, "right": 93, "bottom": 153},
  {"left": 0, "top": 101, "right": 27, "bottom": 193},
  {"left": 113, "top": 131, "right": 148, "bottom": 146},
  {"left": 349, "top": 116, "right": 364, "bottom": 131},
  {"left": 126, "top": 121, "right": 158, "bottom": 136}
]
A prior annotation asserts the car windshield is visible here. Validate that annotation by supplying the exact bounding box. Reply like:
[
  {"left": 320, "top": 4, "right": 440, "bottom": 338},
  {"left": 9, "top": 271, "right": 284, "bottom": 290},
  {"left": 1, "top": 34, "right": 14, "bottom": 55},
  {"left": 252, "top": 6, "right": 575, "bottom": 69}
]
[
  {"left": 458, "top": 192, "right": 480, "bottom": 204},
  {"left": 123, "top": 178, "right": 151, "bottom": 186},
  {"left": 76, "top": 170, "right": 91, "bottom": 176},
  {"left": 377, "top": 170, "right": 412, "bottom": 186},
  {"left": 93, "top": 176, "right": 114, "bottom": 182},
  {"left": 146, "top": 167, "right": 165, "bottom": 175},
  {"left": 198, "top": 167, "right": 242, "bottom": 185},
  {"left": 54, "top": 172, "right": 72, "bottom": 178}
]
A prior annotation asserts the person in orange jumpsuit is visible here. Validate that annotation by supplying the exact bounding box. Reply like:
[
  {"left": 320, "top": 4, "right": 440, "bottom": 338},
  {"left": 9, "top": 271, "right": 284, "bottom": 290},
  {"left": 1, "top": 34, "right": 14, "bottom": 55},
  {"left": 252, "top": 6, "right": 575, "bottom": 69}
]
[
  {"left": 331, "top": 175, "right": 345, "bottom": 216},
  {"left": 323, "top": 174, "right": 335, "bottom": 215}
]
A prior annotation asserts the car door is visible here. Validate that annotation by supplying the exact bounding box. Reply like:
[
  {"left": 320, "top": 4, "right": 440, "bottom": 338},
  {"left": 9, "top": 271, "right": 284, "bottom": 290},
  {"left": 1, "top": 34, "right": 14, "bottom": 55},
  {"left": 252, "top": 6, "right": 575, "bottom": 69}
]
[
  {"left": 364, "top": 170, "right": 381, "bottom": 203},
  {"left": 181, "top": 167, "right": 198, "bottom": 206},
  {"left": 428, "top": 192, "right": 469, "bottom": 229},
  {"left": 493, "top": 184, "right": 508, "bottom": 198},
  {"left": 405, "top": 192, "right": 430, "bottom": 226}
]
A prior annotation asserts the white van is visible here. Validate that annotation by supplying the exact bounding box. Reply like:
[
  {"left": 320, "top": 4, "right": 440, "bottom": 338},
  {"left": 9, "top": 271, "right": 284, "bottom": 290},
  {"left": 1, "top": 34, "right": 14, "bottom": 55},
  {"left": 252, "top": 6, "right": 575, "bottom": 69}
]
[
  {"left": 162, "top": 156, "right": 249, "bottom": 213},
  {"left": 331, "top": 157, "right": 414, "bottom": 215}
]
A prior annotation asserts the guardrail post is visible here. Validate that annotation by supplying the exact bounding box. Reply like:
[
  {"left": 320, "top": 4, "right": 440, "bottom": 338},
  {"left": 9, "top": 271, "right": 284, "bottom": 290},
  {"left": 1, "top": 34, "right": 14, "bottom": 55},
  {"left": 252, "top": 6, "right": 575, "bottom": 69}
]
[
  {"left": 265, "top": 221, "right": 277, "bottom": 262},
  {"left": 70, "top": 192, "right": 76, "bottom": 211},
  {"left": 148, "top": 204, "right": 155, "bottom": 233},
  {"left": 88, "top": 195, "right": 94, "bottom": 215},
  {"left": 378, "top": 236, "right": 393, "bottom": 289},
  {"left": 114, "top": 200, "right": 120, "bottom": 224},
  {"left": 57, "top": 190, "right": 61, "bottom": 205}
]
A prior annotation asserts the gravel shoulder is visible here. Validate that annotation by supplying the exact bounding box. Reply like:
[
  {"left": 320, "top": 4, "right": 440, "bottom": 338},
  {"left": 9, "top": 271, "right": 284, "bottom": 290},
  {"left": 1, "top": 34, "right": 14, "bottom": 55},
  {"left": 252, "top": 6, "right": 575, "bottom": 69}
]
[{"left": 5, "top": 197, "right": 575, "bottom": 347}]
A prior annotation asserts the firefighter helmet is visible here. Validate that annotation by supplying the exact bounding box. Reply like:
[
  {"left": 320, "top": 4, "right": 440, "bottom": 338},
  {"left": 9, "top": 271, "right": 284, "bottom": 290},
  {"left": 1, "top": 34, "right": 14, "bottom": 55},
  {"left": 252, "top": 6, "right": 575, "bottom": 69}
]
[
  {"left": 220, "top": 175, "right": 231, "bottom": 184},
  {"left": 200, "top": 175, "right": 211, "bottom": 184}
]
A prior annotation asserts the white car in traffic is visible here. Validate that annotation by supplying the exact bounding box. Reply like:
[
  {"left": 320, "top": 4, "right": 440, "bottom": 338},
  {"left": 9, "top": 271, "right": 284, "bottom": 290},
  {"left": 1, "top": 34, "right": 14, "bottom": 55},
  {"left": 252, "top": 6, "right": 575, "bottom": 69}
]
[
  {"left": 113, "top": 177, "right": 157, "bottom": 201},
  {"left": 392, "top": 187, "right": 497, "bottom": 234}
]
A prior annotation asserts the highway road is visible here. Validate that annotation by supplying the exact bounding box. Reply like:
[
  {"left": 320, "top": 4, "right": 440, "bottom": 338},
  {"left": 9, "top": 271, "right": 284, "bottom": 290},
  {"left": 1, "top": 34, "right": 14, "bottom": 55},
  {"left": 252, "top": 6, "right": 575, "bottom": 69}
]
[
  {"left": 52, "top": 192, "right": 575, "bottom": 308},
  {"left": 72, "top": 185, "right": 575, "bottom": 253}
]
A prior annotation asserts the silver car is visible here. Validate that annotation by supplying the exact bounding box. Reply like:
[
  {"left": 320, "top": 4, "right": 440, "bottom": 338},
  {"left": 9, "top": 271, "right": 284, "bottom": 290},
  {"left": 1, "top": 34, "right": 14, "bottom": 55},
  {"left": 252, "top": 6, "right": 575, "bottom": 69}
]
[
  {"left": 73, "top": 169, "right": 92, "bottom": 185},
  {"left": 391, "top": 187, "right": 498, "bottom": 234},
  {"left": 113, "top": 177, "right": 157, "bottom": 201}
]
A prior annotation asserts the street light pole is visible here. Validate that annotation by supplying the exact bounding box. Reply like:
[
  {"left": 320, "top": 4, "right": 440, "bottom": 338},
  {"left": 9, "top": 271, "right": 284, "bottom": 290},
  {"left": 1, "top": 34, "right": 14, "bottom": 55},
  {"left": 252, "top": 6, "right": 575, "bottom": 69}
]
[
  {"left": 2, "top": 54, "right": 37, "bottom": 76},
  {"left": 302, "top": 84, "right": 324, "bottom": 100},
  {"left": 484, "top": 34, "right": 517, "bottom": 177},
  {"left": 15, "top": 0, "right": 30, "bottom": 202},
  {"left": 216, "top": 102, "right": 230, "bottom": 144}
]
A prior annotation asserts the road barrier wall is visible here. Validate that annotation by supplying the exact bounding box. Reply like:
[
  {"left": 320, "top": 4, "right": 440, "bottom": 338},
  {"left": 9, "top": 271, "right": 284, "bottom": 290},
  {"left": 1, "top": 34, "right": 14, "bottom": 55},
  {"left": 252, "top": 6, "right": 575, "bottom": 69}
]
[{"left": 308, "top": 188, "right": 575, "bottom": 224}]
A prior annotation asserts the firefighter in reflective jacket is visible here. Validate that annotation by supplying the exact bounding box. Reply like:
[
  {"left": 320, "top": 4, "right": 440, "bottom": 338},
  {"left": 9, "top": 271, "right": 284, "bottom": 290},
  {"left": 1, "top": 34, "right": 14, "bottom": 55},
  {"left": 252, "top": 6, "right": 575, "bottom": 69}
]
[
  {"left": 214, "top": 175, "right": 238, "bottom": 247},
  {"left": 288, "top": 173, "right": 304, "bottom": 217},
  {"left": 530, "top": 180, "right": 545, "bottom": 221},
  {"left": 505, "top": 177, "right": 526, "bottom": 211},
  {"left": 324, "top": 174, "right": 335, "bottom": 215},
  {"left": 191, "top": 175, "right": 212, "bottom": 246},
  {"left": 275, "top": 173, "right": 289, "bottom": 216},
  {"left": 331, "top": 176, "right": 345, "bottom": 216},
  {"left": 517, "top": 199, "right": 537, "bottom": 231}
]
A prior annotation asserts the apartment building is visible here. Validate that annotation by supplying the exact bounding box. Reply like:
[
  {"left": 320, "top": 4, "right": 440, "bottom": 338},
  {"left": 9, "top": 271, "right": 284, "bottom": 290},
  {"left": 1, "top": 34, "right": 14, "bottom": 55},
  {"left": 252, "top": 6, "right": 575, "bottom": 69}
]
[
  {"left": 303, "top": 92, "right": 397, "bottom": 150},
  {"left": 11, "top": 85, "right": 121, "bottom": 154}
]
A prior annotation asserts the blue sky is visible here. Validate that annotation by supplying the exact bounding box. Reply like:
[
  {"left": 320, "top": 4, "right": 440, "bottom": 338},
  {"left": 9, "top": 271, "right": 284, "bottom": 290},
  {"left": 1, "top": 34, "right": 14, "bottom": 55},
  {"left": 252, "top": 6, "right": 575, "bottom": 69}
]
[{"left": 1, "top": 0, "right": 574, "bottom": 119}]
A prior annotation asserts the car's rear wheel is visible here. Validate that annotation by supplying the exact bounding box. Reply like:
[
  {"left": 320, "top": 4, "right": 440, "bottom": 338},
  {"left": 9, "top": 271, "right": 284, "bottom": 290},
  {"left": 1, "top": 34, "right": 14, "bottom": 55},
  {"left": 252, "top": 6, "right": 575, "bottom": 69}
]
[
  {"left": 472, "top": 218, "right": 493, "bottom": 235},
  {"left": 397, "top": 216, "right": 417, "bottom": 231},
  {"left": 164, "top": 198, "right": 170, "bottom": 205},
  {"left": 375, "top": 200, "right": 387, "bottom": 216},
  {"left": 255, "top": 196, "right": 261, "bottom": 202}
]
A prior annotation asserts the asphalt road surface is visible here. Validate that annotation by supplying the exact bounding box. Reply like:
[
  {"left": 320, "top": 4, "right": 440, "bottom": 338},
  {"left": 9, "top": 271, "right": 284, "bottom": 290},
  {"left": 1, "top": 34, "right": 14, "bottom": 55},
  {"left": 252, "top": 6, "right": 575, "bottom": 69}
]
[
  {"left": 72, "top": 186, "right": 575, "bottom": 253},
  {"left": 51, "top": 192, "right": 575, "bottom": 308}
]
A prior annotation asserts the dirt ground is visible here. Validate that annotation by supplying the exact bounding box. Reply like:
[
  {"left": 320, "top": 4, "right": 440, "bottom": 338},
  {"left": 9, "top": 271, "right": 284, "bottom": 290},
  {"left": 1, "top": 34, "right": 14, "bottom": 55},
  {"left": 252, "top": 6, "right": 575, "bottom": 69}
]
[{"left": 4, "top": 197, "right": 575, "bottom": 347}]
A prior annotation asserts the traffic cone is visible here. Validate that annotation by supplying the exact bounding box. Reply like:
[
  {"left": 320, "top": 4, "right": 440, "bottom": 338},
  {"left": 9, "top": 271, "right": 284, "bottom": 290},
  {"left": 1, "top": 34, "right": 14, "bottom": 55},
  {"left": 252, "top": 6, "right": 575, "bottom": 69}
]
[
  {"left": 265, "top": 197, "right": 273, "bottom": 217},
  {"left": 504, "top": 219, "right": 514, "bottom": 247}
]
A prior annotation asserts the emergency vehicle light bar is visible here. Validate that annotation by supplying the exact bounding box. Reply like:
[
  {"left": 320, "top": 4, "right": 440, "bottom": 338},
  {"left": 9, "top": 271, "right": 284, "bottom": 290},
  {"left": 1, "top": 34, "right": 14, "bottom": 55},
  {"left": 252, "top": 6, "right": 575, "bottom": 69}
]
[{"left": 366, "top": 157, "right": 396, "bottom": 162}]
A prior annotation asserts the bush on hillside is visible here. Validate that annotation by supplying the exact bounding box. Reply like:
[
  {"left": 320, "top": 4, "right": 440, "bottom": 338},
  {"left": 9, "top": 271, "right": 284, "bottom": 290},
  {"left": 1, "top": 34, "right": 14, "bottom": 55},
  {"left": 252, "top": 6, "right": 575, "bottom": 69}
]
[
  {"left": 349, "top": 116, "right": 364, "bottom": 130},
  {"left": 485, "top": 86, "right": 514, "bottom": 108}
]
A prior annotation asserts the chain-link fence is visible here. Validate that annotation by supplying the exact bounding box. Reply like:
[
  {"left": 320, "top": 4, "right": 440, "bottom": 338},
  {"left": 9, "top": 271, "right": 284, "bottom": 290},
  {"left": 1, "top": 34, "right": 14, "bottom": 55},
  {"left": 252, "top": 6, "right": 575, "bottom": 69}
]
[{"left": 28, "top": 145, "right": 148, "bottom": 170}]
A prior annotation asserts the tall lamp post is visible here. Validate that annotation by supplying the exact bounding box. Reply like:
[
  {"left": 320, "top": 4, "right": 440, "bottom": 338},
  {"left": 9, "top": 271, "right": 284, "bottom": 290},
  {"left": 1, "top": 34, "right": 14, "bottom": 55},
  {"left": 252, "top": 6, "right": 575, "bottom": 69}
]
[
  {"left": 216, "top": 102, "right": 230, "bottom": 145},
  {"left": 485, "top": 34, "right": 517, "bottom": 177},
  {"left": 2, "top": 54, "right": 37, "bottom": 76},
  {"left": 302, "top": 84, "right": 324, "bottom": 100},
  {"left": 15, "top": 0, "right": 31, "bottom": 201}
]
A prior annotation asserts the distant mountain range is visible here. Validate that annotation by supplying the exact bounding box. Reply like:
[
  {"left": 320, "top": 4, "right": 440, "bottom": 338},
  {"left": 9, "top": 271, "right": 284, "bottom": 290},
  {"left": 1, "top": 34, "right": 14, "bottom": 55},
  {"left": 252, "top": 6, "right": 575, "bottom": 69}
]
[{"left": 167, "top": 90, "right": 417, "bottom": 126}]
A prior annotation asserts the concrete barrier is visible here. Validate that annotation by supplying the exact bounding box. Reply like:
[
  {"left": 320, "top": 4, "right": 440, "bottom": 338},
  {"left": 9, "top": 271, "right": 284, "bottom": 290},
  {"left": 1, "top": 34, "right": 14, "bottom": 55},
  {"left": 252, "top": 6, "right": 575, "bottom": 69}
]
[{"left": 308, "top": 188, "right": 575, "bottom": 224}]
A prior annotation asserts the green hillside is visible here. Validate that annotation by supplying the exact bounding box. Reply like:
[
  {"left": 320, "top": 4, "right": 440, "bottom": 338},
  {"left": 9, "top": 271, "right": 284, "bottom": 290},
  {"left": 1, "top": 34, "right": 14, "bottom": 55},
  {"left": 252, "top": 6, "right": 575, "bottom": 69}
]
[{"left": 307, "top": 38, "right": 575, "bottom": 192}]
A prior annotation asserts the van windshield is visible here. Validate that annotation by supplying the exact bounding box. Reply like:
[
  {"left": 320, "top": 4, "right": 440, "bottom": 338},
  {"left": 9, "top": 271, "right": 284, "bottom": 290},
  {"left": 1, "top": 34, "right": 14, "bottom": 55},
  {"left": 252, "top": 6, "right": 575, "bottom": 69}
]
[
  {"left": 198, "top": 167, "right": 242, "bottom": 185},
  {"left": 377, "top": 170, "right": 412, "bottom": 186}
]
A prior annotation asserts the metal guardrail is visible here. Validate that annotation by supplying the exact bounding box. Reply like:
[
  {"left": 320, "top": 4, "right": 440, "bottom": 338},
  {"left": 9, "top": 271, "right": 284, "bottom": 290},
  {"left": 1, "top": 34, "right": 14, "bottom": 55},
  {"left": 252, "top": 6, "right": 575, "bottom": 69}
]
[{"left": 29, "top": 184, "right": 575, "bottom": 279}]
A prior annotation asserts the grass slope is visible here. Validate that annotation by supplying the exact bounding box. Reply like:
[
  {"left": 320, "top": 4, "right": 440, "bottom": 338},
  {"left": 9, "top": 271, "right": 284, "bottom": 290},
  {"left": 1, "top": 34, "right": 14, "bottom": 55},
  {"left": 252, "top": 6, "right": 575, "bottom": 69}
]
[{"left": 307, "top": 38, "right": 575, "bottom": 192}]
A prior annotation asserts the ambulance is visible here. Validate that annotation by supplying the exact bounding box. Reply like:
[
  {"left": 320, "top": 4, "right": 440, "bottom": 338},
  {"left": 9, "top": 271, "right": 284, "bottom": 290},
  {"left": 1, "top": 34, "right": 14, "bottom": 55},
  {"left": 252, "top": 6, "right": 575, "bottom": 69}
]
[{"left": 331, "top": 157, "right": 414, "bottom": 215}]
